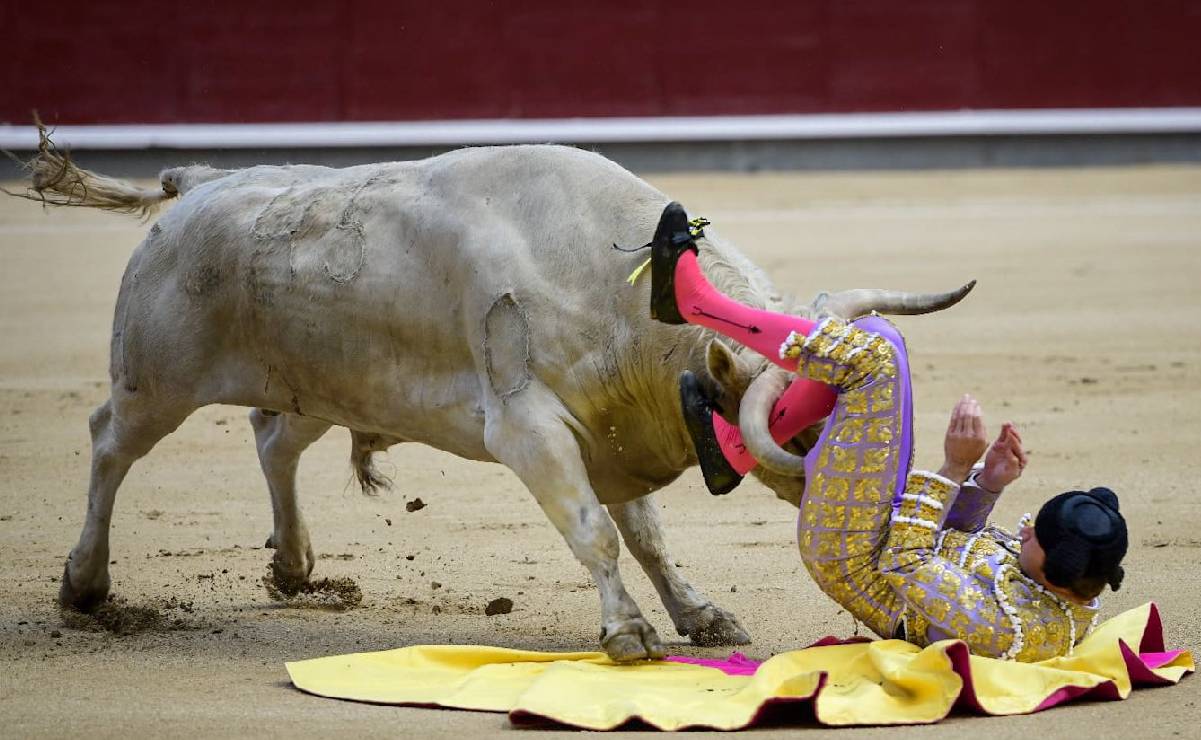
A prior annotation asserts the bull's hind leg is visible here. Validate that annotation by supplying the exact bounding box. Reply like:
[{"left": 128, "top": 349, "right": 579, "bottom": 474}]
[
  {"left": 483, "top": 386, "right": 665, "bottom": 662},
  {"left": 60, "top": 393, "right": 193, "bottom": 611},
  {"left": 249, "top": 409, "right": 331, "bottom": 593},
  {"left": 607, "top": 496, "right": 751, "bottom": 646}
]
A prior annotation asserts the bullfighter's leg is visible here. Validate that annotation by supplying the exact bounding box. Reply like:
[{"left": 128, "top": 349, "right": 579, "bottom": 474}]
[
  {"left": 607, "top": 495, "right": 751, "bottom": 646},
  {"left": 673, "top": 250, "right": 818, "bottom": 371},
  {"left": 652, "top": 202, "right": 838, "bottom": 492},
  {"left": 667, "top": 246, "right": 839, "bottom": 472},
  {"left": 60, "top": 392, "right": 193, "bottom": 611},
  {"left": 650, "top": 202, "right": 821, "bottom": 369},
  {"left": 483, "top": 384, "right": 665, "bottom": 662},
  {"left": 249, "top": 409, "right": 331, "bottom": 594},
  {"left": 792, "top": 316, "right": 914, "bottom": 639}
]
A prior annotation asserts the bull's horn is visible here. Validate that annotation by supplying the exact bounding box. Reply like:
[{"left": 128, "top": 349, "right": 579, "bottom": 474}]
[
  {"left": 738, "top": 368, "right": 808, "bottom": 476},
  {"left": 814, "top": 280, "right": 976, "bottom": 319}
]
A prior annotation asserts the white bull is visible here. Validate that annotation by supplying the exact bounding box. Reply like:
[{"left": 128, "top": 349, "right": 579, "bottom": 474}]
[{"left": 12, "top": 134, "right": 972, "bottom": 661}]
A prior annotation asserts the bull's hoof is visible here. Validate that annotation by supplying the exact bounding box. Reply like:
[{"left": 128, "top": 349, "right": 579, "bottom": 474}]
[
  {"left": 601, "top": 618, "right": 666, "bottom": 662},
  {"left": 266, "top": 537, "right": 315, "bottom": 594},
  {"left": 267, "top": 559, "right": 310, "bottom": 597},
  {"left": 680, "top": 604, "right": 751, "bottom": 647},
  {"left": 57, "top": 560, "right": 110, "bottom": 613}
]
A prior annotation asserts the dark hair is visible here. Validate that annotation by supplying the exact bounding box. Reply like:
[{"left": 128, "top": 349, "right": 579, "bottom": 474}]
[{"left": 1034, "top": 487, "right": 1127, "bottom": 600}]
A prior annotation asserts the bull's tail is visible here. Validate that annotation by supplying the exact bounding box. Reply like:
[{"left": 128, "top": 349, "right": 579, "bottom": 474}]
[
  {"left": 350, "top": 431, "right": 394, "bottom": 496},
  {"left": 3, "top": 117, "right": 178, "bottom": 218}
]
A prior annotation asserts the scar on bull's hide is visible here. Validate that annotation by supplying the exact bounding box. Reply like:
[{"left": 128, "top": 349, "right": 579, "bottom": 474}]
[
  {"left": 250, "top": 183, "right": 368, "bottom": 285},
  {"left": 484, "top": 293, "right": 532, "bottom": 401},
  {"left": 184, "top": 263, "right": 223, "bottom": 297}
]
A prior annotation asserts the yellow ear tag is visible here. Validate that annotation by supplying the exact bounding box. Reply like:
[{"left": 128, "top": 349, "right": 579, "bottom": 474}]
[{"left": 626, "top": 257, "right": 652, "bottom": 286}]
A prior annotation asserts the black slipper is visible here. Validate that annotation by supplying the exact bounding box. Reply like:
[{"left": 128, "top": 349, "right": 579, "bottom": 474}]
[
  {"left": 649, "top": 201, "right": 697, "bottom": 324},
  {"left": 678, "top": 371, "right": 743, "bottom": 496}
]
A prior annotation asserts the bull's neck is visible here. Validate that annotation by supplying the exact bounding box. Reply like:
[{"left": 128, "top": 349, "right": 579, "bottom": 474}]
[{"left": 620, "top": 323, "right": 711, "bottom": 479}]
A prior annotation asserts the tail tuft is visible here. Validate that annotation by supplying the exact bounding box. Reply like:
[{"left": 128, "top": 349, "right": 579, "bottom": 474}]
[
  {"left": 2, "top": 114, "right": 176, "bottom": 218},
  {"left": 350, "top": 432, "right": 393, "bottom": 496}
]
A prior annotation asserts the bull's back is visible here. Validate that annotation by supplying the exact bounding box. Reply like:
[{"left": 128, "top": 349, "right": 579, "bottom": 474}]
[{"left": 115, "top": 146, "right": 670, "bottom": 452}]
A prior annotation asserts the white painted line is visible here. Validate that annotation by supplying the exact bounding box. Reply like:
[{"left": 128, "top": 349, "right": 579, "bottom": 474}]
[{"left": 2, "top": 108, "right": 1200, "bottom": 150}]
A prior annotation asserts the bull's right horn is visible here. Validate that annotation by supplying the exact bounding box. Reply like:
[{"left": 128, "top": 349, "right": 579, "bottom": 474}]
[
  {"left": 738, "top": 368, "right": 808, "bottom": 476},
  {"left": 814, "top": 280, "right": 976, "bottom": 319}
]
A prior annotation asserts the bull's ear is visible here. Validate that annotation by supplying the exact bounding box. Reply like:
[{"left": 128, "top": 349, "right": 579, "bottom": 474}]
[{"left": 705, "top": 339, "right": 751, "bottom": 399}]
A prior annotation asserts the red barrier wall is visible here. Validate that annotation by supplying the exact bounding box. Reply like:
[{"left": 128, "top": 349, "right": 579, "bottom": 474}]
[{"left": 4, "top": 1, "right": 1199, "bottom": 126}]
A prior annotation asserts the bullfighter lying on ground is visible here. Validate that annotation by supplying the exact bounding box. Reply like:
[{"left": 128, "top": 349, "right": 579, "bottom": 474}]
[{"left": 646, "top": 202, "right": 1128, "bottom": 661}]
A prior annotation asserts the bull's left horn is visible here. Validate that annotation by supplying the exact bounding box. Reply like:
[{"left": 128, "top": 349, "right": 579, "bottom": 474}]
[
  {"left": 814, "top": 280, "right": 976, "bottom": 319},
  {"left": 738, "top": 369, "right": 808, "bottom": 476}
]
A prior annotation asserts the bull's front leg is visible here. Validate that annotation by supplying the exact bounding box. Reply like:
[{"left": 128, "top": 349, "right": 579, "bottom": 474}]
[
  {"left": 483, "top": 390, "right": 665, "bottom": 662},
  {"left": 608, "top": 495, "right": 751, "bottom": 646}
]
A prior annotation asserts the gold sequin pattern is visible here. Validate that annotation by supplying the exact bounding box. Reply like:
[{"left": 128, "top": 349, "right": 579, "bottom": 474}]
[
  {"left": 790, "top": 315, "right": 1097, "bottom": 660},
  {"left": 795, "top": 317, "right": 906, "bottom": 640},
  {"left": 783, "top": 318, "right": 899, "bottom": 391},
  {"left": 881, "top": 480, "right": 1099, "bottom": 660}
]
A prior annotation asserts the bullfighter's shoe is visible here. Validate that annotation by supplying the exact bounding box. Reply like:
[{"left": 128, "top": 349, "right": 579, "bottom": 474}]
[
  {"left": 678, "top": 371, "right": 743, "bottom": 496},
  {"left": 649, "top": 201, "right": 697, "bottom": 324}
]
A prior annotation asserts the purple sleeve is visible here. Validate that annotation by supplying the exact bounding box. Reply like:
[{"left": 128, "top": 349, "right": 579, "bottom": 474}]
[
  {"left": 880, "top": 472, "right": 1017, "bottom": 659},
  {"left": 943, "top": 474, "right": 1001, "bottom": 533}
]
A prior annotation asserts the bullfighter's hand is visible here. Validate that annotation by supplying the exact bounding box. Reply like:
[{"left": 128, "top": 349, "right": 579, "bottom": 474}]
[
  {"left": 941, "top": 394, "right": 988, "bottom": 482},
  {"left": 977, "top": 422, "right": 1027, "bottom": 493}
]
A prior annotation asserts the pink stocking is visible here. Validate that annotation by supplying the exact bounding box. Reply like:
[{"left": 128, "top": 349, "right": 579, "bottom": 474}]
[
  {"left": 713, "top": 378, "right": 835, "bottom": 474},
  {"left": 674, "top": 250, "right": 815, "bottom": 372},
  {"left": 674, "top": 250, "right": 835, "bottom": 474}
]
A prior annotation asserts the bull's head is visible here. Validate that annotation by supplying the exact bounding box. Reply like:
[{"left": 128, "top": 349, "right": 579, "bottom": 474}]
[{"left": 703, "top": 281, "right": 975, "bottom": 507}]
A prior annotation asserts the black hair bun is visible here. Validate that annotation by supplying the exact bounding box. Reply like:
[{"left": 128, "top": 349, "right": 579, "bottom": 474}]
[
  {"left": 1036, "top": 489, "right": 1128, "bottom": 598},
  {"left": 1088, "top": 487, "right": 1120, "bottom": 512},
  {"left": 1108, "top": 564, "right": 1125, "bottom": 592}
]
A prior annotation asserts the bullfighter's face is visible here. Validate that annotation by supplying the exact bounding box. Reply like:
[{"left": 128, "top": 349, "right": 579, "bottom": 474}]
[{"left": 1018, "top": 525, "right": 1091, "bottom": 604}]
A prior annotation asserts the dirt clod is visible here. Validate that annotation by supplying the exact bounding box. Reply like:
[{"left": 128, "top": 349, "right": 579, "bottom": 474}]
[
  {"left": 485, "top": 597, "right": 513, "bottom": 616},
  {"left": 262, "top": 571, "right": 363, "bottom": 611},
  {"left": 59, "top": 596, "right": 201, "bottom": 636},
  {"left": 406, "top": 498, "right": 426, "bottom": 513}
]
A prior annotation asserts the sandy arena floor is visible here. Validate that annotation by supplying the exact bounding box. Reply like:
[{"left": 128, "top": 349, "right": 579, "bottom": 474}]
[{"left": 1, "top": 165, "right": 1199, "bottom": 737}]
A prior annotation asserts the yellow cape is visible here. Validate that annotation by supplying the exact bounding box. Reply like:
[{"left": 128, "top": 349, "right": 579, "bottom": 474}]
[{"left": 285, "top": 603, "right": 1191, "bottom": 730}]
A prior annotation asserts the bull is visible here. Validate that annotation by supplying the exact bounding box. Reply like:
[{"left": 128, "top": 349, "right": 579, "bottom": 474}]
[{"left": 9, "top": 129, "right": 972, "bottom": 661}]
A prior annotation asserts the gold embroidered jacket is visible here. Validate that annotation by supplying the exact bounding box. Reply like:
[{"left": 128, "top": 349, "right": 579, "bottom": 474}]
[
  {"left": 787, "top": 316, "right": 1099, "bottom": 661},
  {"left": 882, "top": 473, "right": 1100, "bottom": 661}
]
